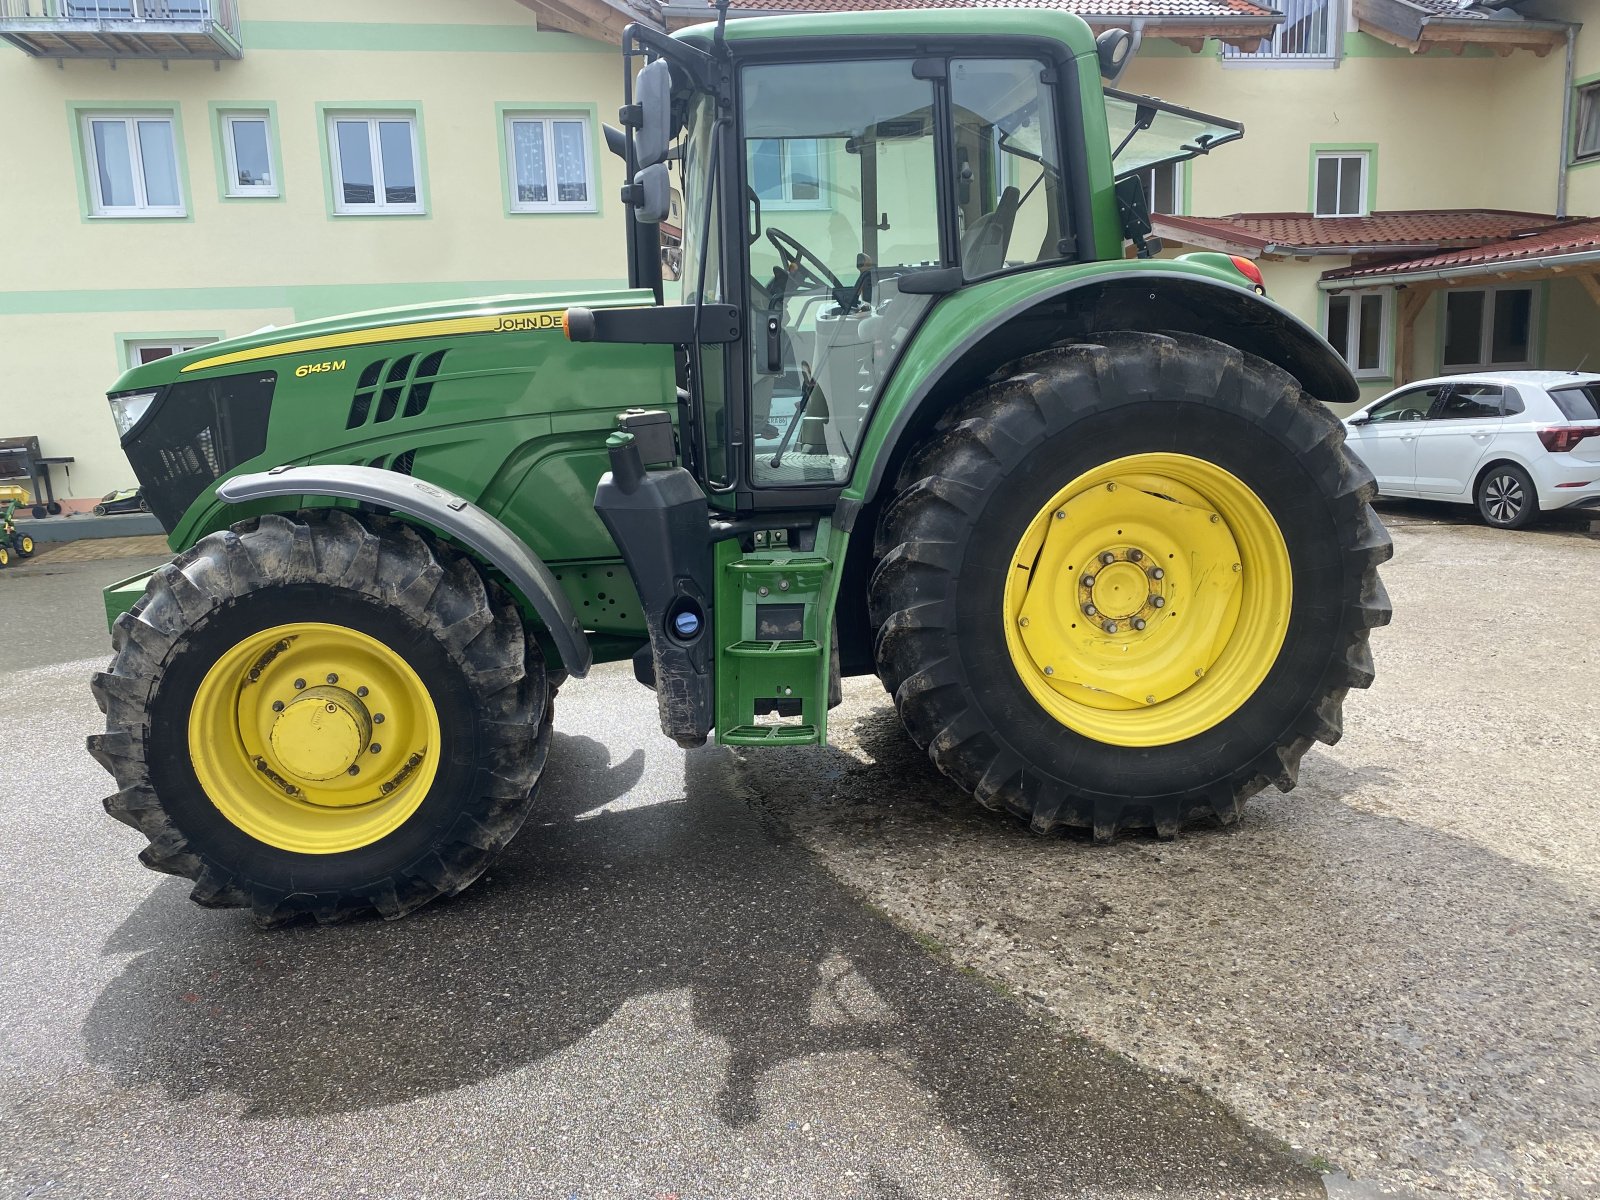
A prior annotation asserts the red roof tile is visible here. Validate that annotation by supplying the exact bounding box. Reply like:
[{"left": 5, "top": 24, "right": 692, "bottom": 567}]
[
  {"left": 716, "top": 0, "right": 1277, "bottom": 17},
  {"left": 1154, "top": 209, "right": 1561, "bottom": 254},
  {"left": 1323, "top": 216, "right": 1600, "bottom": 282}
]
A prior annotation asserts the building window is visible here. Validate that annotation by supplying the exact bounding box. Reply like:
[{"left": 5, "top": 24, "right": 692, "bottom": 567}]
[
  {"left": 124, "top": 337, "right": 218, "bottom": 368},
  {"left": 1223, "top": 0, "right": 1336, "bottom": 60},
  {"left": 748, "top": 138, "right": 827, "bottom": 209},
  {"left": 81, "top": 111, "right": 184, "bottom": 218},
  {"left": 505, "top": 113, "right": 595, "bottom": 213},
  {"left": 221, "top": 111, "right": 277, "bottom": 197},
  {"left": 1576, "top": 83, "right": 1600, "bottom": 162},
  {"left": 1324, "top": 289, "right": 1391, "bottom": 379},
  {"left": 1315, "top": 152, "right": 1369, "bottom": 217},
  {"left": 1132, "top": 160, "right": 1183, "bottom": 215},
  {"left": 327, "top": 113, "right": 423, "bottom": 215},
  {"left": 1442, "top": 286, "right": 1535, "bottom": 370}
]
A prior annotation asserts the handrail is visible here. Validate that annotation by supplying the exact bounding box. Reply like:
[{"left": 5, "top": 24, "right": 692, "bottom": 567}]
[{"left": 0, "top": 0, "right": 239, "bottom": 35}]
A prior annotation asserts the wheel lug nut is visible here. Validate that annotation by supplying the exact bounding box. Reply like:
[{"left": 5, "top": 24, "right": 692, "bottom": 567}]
[
  {"left": 347, "top": 765, "right": 360, "bottom": 776},
  {"left": 1103, "top": 620, "right": 1118, "bottom": 634},
  {"left": 1099, "top": 551, "right": 1115, "bottom": 565},
  {"left": 373, "top": 713, "right": 385, "bottom": 724},
  {"left": 356, "top": 686, "right": 368, "bottom": 697},
  {"left": 1018, "top": 616, "right": 1030, "bottom": 628},
  {"left": 1210, "top": 514, "right": 1220, "bottom": 524},
  {"left": 1054, "top": 510, "right": 1065, "bottom": 520},
  {"left": 271, "top": 700, "right": 285, "bottom": 712},
  {"left": 1151, "top": 568, "right": 1165, "bottom": 580},
  {"left": 326, "top": 673, "right": 339, "bottom": 684},
  {"left": 1082, "top": 603, "right": 1097, "bottom": 617},
  {"left": 325, "top": 702, "right": 337, "bottom": 713},
  {"left": 1145, "top": 695, "right": 1156, "bottom": 705},
  {"left": 1232, "top": 563, "right": 1241, "bottom": 573},
  {"left": 1081, "top": 574, "right": 1096, "bottom": 588},
  {"left": 293, "top": 678, "right": 306, "bottom": 690},
  {"left": 1133, "top": 618, "right": 1146, "bottom": 631},
  {"left": 369, "top": 743, "right": 382, "bottom": 754},
  {"left": 1151, "top": 596, "right": 1165, "bottom": 608},
  {"left": 1043, "top": 666, "right": 1055, "bottom": 676},
  {"left": 1128, "top": 549, "right": 1143, "bottom": 562}
]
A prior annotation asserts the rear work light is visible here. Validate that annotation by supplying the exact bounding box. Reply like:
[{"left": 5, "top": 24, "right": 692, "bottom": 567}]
[
  {"left": 1229, "top": 255, "right": 1266, "bottom": 295},
  {"left": 1537, "top": 426, "right": 1600, "bottom": 453}
]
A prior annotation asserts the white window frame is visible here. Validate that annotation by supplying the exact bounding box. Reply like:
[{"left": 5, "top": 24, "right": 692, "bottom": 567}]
[
  {"left": 221, "top": 110, "right": 278, "bottom": 198},
  {"left": 1132, "top": 160, "right": 1184, "bottom": 216},
  {"left": 1575, "top": 82, "right": 1600, "bottom": 162},
  {"left": 1222, "top": 0, "right": 1338, "bottom": 64},
  {"left": 747, "top": 137, "right": 829, "bottom": 211},
  {"left": 1314, "top": 152, "right": 1369, "bottom": 218},
  {"left": 1323, "top": 288, "right": 1393, "bottom": 381},
  {"left": 1441, "top": 285, "right": 1539, "bottom": 372},
  {"left": 81, "top": 111, "right": 185, "bottom": 218},
  {"left": 124, "top": 337, "right": 218, "bottom": 369},
  {"left": 504, "top": 112, "right": 598, "bottom": 214},
  {"left": 327, "top": 112, "right": 424, "bottom": 216}
]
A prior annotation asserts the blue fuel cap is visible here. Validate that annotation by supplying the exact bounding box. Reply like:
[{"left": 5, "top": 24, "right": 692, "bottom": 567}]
[{"left": 673, "top": 610, "right": 701, "bottom": 638}]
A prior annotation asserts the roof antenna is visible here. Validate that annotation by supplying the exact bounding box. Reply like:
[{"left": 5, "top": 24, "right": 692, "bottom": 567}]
[{"left": 1572, "top": 354, "right": 1589, "bottom": 375}]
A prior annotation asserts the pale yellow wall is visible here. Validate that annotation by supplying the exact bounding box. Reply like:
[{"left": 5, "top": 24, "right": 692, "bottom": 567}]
[
  {"left": 1543, "top": 276, "right": 1598, "bottom": 371},
  {"left": 0, "top": 0, "right": 631, "bottom": 498}
]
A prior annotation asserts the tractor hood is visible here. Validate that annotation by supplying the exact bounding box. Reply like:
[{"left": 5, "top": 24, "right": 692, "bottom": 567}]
[{"left": 109, "top": 287, "right": 653, "bottom": 394}]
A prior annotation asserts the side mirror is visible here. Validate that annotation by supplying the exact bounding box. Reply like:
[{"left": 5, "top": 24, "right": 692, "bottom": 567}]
[
  {"left": 631, "top": 59, "right": 672, "bottom": 169},
  {"left": 1348, "top": 415, "right": 1371, "bottom": 427},
  {"left": 627, "top": 161, "right": 671, "bottom": 224}
]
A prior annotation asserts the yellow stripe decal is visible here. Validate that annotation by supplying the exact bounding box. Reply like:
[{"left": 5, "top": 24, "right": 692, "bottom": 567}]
[{"left": 181, "top": 309, "right": 568, "bottom": 373}]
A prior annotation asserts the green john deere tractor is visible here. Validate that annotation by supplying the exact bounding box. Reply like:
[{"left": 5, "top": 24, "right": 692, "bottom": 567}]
[{"left": 90, "top": 7, "right": 1390, "bottom": 925}]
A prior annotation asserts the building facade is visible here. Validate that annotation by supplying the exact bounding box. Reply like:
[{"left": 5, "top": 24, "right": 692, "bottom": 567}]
[{"left": 0, "top": 0, "right": 1594, "bottom": 501}]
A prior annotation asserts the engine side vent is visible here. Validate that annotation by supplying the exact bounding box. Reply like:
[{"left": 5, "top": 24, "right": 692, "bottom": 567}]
[
  {"left": 403, "top": 349, "right": 449, "bottom": 418},
  {"left": 374, "top": 355, "right": 416, "bottom": 423},
  {"left": 391, "top": 448, "right": 417, "bottom": 476},
  {"left": 346, "top": 360, "right": 386, "bottom": 429}
]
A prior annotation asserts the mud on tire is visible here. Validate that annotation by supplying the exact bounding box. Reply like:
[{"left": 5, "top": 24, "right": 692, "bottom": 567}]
[
  {"left": 869, "top": 331, "right": 1393, "bottom": 839},
  {"left": 89, "top": 510, "right": 550, "bottom": 925}
]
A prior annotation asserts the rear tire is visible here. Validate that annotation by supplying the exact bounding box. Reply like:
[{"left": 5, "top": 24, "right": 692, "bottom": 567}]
[
  {"left": 869, "top": 332, "right": 1391, "bottom": 838},
  {"left": 16, "top": 533, "right": 34, "bottom": 557},
  {"left": 1475, "top": 463, "right": 1537, "bottom": 530},
  {"left": 89, "top": 510, "right": 550, "bottom": 925}
]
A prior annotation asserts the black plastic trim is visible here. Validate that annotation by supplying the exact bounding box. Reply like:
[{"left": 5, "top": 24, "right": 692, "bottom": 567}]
[
  {"left": 214, "top": 464, "right": 592, "bottom": 677},
  {"left": 567, "top": 303, "right": 741, "bottom": 345}
]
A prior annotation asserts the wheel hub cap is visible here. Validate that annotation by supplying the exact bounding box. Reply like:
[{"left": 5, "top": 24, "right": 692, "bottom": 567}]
[{"left": 270, "top": 686, "right": 373, "bottom": 783}]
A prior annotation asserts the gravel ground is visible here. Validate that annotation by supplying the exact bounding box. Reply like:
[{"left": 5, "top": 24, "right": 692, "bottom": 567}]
[{"left": 737, "top": 502, "right": 1600, "bottom": 1200}]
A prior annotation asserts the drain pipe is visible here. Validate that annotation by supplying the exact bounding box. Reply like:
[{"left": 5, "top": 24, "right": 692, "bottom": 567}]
[{"left": 1558, "top": 21, "right": 1576, "bottom": 219}]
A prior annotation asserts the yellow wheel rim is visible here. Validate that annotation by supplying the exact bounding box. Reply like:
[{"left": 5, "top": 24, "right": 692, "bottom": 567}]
[
  {"left": 189, "top": 622, "right": 441, "bottom": 854},
  {"left": 1002, "top": 453, "right": 1291, "bottom": 748},
  {"left": 18, "top": 536, "right": 32, "bottom": 554}
]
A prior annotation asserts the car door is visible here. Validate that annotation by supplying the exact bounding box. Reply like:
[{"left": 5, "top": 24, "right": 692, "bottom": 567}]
[
  {"left": 1345, "top": 385, "right": 1444, "bottom": 496},
  {"left": 1413, "top": 382, "right": 1506, "bottom": 496}
]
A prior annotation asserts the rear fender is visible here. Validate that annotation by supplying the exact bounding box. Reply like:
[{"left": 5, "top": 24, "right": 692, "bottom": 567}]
[{"left": 215, "top": 464, "right": 591, "bottom": 676}]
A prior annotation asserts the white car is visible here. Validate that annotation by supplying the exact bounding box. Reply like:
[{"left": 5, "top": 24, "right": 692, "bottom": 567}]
[{"left": 1342, "top": 371, "right": 1600, "bottom": 529}]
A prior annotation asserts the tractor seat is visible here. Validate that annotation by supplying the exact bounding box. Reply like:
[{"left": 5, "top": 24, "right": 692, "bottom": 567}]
[{"left": 960, "top": 186, "right": 1021, "bottom": 278}]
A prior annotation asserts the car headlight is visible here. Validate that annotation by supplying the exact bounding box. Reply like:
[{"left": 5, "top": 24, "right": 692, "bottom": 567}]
[{"left": 109, "top": 390, "right": 159, "bottom": 438}]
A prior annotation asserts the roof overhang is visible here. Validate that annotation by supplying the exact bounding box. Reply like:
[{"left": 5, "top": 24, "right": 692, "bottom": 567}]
[
  {"left": 515, "top": 0, "right": 663, "bottom": 43},
  {"left": 1321, "top": 248, "right": 1600, "bottom": 290},
  {"left": 1353, "top": 0, "right": 1570, "bottom": 57}
]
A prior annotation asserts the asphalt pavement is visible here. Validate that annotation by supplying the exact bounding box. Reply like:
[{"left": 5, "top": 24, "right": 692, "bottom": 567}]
[{"left": 0, "top": 550, "right": 1320, "bottom": 1199}]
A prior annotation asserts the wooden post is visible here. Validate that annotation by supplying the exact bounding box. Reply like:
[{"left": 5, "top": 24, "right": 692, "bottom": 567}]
[{"left": 1392, "top": 284, "right": 1434, "bottom": 387}]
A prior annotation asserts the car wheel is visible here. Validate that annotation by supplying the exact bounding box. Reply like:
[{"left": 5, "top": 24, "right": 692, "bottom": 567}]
[
  {"left": 94, "top": 505, "right": 107, "bottom": 516},
  {"left": 1476, "top": 464, "right": 1538, "bottom": 530}
]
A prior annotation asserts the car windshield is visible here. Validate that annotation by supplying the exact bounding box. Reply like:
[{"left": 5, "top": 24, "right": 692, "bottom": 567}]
[
  {"left": 1549, "top": 384, "right": 1600, "bottom": 421},
  {"left": 1104, "top": 89, "right": 1243, "bottom": 177}
]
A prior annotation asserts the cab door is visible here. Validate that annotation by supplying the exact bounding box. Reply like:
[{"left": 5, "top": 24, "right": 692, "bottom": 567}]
[
  {"left": 1346, "top": 384, "right": 1445, "bottom": 496},
  {"left": 1413, "top": 382, "right": 1506, "bottom": 496}
]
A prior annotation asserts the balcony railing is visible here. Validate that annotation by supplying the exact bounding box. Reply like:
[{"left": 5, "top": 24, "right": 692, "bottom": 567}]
[
  {"left": 0, "top": 0, "right": 241, "bottom": 59},
  {"left": 1223, "top": 0, "right": 1335, "bottom": 60}
]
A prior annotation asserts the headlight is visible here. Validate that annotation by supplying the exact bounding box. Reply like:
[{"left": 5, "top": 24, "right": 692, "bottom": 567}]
[{"left": 109, "top": 391, "right": 159, "bottom": 438}]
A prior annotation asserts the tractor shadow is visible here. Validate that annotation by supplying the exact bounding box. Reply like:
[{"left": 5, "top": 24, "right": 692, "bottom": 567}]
[{"left": 81, "top": 727, "right": 1317, "bottom": 1195}]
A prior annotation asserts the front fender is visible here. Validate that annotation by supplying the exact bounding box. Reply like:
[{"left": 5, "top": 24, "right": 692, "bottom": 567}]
[{"left": 215, "top": 464, "right": 591, "bottom": 677}]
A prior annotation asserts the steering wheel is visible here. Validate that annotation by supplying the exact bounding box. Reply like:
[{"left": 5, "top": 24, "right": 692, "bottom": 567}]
[{"left": 766, "top": 226, "right": 845, "bottom": 293}]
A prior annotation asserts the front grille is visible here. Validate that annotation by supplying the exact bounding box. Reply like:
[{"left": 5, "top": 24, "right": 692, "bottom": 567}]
[
  {"left": 122, "top": 371, "right": 275, "bottom": 530},
  {"left": 344, "top": 350, "right": 450, "bottom": 429}
]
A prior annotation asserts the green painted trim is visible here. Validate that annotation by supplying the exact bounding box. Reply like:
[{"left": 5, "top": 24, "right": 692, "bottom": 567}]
[
  {"left": 113, "top": 328, "right": 225, "bottom": 373},
  {"left": 66, "top": 100, "right": 193, "bottom": 224},
  {"left": 315, "top": 102, "right": 430, "bottom": 221},
  {"left": 0, "top": 278, "right": 627, "bottom": 320},
  {"left": 494, "top": 102, "right": 606, "bottom": 220},
  {"left": 207, "top": 101, "right": 285, "bottom": 203},
  {"left": 1309, "top": 143, "right": 1378, "bottom": 216},
  {"left": 1569, "top": 74, "right": 1600, "bottom": 167},
  {"left": 238, "top": 21, "right": 611, "bottom": 54}
]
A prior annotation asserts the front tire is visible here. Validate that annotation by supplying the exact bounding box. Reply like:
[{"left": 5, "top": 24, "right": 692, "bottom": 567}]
[
  {"left": 1476, "top": 463, "right": 1537, "bottom": 530},
  {"left": 89, "top": 510, "right": 550, "bottom": 925},
  {"left": 869, "top": 332, "right": 1392, "bottom": 838},
  {"left": 15, "top": 533, "right": 34, "bottom": 557}
]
